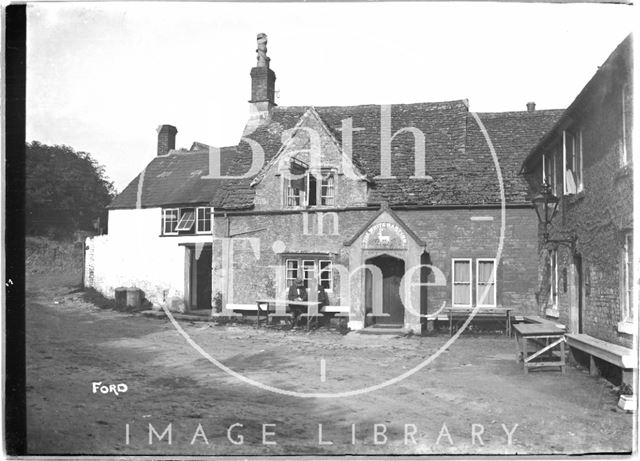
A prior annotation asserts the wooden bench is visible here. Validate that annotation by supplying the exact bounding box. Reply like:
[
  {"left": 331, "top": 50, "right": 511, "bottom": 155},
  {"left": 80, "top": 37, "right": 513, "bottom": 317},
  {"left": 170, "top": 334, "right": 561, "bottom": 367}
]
[
  {"left": 321, "top": 305, "right": 350, "bottom": 329},
  {"left": 565, "top": 333, "right": 636, "bottom": 383},
  {"left": 445, "top": 307, "right": 512, "bottom": 336},
  {"left": 213, "top": 303, "right": 268, "bottom": 326}
]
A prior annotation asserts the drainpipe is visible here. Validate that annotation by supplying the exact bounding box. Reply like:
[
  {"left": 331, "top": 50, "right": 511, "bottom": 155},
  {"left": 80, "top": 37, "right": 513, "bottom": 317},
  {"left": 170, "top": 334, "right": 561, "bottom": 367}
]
[{"left": 224, "top": 213, "right": 231, "bottom": 308}]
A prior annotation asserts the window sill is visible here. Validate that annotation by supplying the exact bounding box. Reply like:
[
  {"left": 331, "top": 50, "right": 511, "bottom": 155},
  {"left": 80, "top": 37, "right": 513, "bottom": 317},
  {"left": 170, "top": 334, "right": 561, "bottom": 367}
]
[
  {"left": 614, "top": 163, "right": 633, "bottom": 181},
  {"left": 617, "top": 321, "right": 635, "bottom": 335},
  {"left": 545, "top": 308, "right": 560, "bottom": 318},
  {"left": 565, "top": 191, "right": 585, "bottom": 206}
]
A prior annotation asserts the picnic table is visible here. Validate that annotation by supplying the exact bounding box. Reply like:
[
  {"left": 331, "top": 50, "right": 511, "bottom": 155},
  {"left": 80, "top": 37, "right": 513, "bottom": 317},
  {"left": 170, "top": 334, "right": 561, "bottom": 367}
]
[
  {"left": 445, "top": 307, "right": 512, "bottom": 336},
  {"left": 513, "top": 323, "right": 566, "bottom": 374},
  {"left": 255, "top": 299, "right": 323, "bottom": 330}
]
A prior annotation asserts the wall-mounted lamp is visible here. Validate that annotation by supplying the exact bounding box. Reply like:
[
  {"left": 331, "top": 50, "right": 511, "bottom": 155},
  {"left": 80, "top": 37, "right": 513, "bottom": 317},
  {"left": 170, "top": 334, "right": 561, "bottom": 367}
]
[{"left": 531, "top": 181, "right": 577, "bottom": 251}]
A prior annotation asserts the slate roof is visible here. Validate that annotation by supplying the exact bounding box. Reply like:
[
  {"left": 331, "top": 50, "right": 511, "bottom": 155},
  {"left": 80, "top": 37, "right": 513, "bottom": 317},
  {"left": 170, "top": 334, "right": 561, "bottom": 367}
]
[{"left": 109, "top": 101, "right": 563, "bottom": 210}]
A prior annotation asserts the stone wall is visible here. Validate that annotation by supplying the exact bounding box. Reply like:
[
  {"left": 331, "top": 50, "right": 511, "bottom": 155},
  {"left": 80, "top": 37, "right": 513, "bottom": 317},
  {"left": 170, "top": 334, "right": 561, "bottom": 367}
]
[
  {"left": 526, "top": 69, "right": 633, "bottom": 348},
  {"left": 212, "top": 206, "right": 541, "bottom": 323}
]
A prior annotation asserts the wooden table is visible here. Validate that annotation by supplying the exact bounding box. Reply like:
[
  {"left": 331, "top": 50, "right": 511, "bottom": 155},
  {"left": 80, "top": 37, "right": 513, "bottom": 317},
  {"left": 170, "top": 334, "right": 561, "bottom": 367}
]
[
  {"left": 446, "top": 307, "right": 512, "bottom": 336},
  {"left": 513, "top": 323, "right": 566, "bottom": 374},
  {"left": 255, "top": 299, "right": 289, "bottom": 327},
  {"left": 290, "top": 300, "right": 323, "bottom": 330}
]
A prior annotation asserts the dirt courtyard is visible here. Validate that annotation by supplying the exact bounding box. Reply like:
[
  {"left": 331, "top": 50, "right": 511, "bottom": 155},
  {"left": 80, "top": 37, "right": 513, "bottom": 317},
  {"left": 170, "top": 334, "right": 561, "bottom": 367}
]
[{"left": 25, "top": 273, "right": 633, "bottom": 456}]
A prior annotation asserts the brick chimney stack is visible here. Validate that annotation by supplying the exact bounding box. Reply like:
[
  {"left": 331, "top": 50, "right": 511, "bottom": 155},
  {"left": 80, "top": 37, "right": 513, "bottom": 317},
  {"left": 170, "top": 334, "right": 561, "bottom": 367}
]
[
  {"left": 157, "top": 124, "right": 177, "bottom": 156},
  {"left": 249, "top": 33, "right": 276, "bottom": 123},
  {"left": 526, "top": 102, "right": 536, "bottom": 112}
]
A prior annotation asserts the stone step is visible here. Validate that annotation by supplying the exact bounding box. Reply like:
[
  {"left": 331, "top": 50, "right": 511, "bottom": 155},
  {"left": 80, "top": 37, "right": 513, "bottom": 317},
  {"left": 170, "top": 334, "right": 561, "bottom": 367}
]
[{"left": 357, "top": 325, "right": 409, "bottom": 336}]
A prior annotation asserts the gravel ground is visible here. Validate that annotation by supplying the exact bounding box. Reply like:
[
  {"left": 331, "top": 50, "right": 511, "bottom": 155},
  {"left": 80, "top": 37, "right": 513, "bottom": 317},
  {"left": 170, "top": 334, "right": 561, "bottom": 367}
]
[{"left": 26, "top": 272, "right": 633, "bottom": 456}]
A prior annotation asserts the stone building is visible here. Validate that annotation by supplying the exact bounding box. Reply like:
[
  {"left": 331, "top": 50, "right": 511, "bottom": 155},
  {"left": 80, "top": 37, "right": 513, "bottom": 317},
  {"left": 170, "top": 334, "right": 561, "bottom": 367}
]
[
  {"left": 86, "top": 34, "right": 562, "bottom": 333},
  {"left": 522, "top": 35, "right": 634, "bottom": 348}
]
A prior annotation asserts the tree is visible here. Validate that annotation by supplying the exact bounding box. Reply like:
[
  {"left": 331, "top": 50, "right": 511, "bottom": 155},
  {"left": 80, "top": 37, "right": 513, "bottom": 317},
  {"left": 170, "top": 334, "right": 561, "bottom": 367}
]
[{"left": 25, "top": 141, "right": 116, "bottom": 238}]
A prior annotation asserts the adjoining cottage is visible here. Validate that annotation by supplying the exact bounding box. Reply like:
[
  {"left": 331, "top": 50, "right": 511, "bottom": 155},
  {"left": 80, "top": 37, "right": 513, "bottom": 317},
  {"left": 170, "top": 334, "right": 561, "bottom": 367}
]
[
  {"left": 521, "top": 35, "right": 635, "bottom": 384},
  {"left": 86, "top": 33, "right": 563, "bottom": 333}
]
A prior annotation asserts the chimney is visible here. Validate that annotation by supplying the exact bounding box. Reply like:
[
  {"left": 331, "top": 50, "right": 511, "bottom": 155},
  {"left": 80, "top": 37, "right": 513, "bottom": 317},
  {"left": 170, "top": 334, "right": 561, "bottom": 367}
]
[
  {"left": 526, "top": 101, "right": 536, "bottom": 112},
  {"left": 157, "top": 124, "right": 177, "bottom": 156},
  {"left": 249, "top": 33, "right": 276, "bottom": 122}
]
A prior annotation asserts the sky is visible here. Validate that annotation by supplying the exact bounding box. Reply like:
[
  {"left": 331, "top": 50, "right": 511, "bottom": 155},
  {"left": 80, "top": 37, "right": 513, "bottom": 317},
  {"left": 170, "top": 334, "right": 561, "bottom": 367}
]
[{"left": 26, "top": 2, "right": 634, "bottom": 192}]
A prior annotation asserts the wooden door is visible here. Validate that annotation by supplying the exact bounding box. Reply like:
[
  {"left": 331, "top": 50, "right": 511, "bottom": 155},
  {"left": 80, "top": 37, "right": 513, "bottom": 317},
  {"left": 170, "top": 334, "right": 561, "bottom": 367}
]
[{"left": 367, "top": 255, "right": 405, "bottom": 325}]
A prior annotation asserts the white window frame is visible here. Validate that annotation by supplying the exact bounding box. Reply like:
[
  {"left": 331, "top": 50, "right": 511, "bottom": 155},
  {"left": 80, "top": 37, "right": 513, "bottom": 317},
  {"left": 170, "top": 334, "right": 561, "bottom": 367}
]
[
  {"left": 196, "top": 207, "right": 212, "bottom": 234},
  {"left": 319, "top": 259, "right": 333, "bottom": 291},
  {"left": 548, "top": 249, "right": 559, "bottom": 310},
  {"left": 621, "top": 84, "right": 631, "bottom": 167},
  {"left": 285, "top": 259, "right": 299, "bottom": 288},
  {"left": 302, "top": 259, "right": 317, "bottom": 288},
  {"left": 284, "top": 169, "right": 336, "bottom": 208},
  {"left": 476, "top": 259, "right": 497, "bottom": 307},
  {"left": 452, "top": 258, "right": 473, "bottom": 307},
  {"left": 175, "top": 208, "right": 196, "bottom": 232},
  {"left": 163, "top": 208, "right": 179, "bottom": 235},
  {"left": 542, "top": 149, "right": 558, "bottom": 196},
  {"left": 620, "top": 233, "right": 633, "bottom": 325},
  {"left": 320, "top": 171, "right": 336, "bottom": 206},
  {"left": 285, "top": 256, "right": 334, "bottom": 293},
  {"left": 563, "top": 129, "right": 583, "bottom": 195}
]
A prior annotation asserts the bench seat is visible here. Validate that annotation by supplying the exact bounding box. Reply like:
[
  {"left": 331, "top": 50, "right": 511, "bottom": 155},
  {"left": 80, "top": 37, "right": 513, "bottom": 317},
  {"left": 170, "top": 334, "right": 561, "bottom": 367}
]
[{"left": 566, "top": 333, "right": 636, "bottom": 369}]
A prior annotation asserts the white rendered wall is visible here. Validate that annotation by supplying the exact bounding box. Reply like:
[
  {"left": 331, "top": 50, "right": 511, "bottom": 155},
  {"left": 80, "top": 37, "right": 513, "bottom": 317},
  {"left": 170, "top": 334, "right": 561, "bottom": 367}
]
[{"left": 85, "top": 208, "right": 212, "bottom": 312}]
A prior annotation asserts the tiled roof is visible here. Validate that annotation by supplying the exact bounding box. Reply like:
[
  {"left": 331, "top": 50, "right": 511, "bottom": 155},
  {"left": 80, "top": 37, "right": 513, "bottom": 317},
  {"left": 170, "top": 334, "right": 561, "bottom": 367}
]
[{"left": 109, "top": 101, "right": 563, "bottom": 210}]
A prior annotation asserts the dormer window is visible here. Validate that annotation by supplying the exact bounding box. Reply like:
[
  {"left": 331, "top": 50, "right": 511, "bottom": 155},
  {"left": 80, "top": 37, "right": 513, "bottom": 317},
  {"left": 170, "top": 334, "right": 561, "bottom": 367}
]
[
  {"left": 162, "top": 207, "right": 212, "bottom": 235},
  {"left": 283, "top": 163, "right": 336, "bottom": 208}
]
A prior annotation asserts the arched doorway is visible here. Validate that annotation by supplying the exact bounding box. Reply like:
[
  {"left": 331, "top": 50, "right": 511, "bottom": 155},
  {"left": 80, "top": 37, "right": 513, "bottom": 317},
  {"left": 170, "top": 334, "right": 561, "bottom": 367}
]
[{"left": 365, "top": 254, "right": 405, "bottom": 325}]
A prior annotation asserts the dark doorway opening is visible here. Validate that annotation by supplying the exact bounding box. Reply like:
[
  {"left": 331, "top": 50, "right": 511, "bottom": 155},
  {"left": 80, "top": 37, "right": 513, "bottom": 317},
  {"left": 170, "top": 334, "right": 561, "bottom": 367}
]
[
  {"left": 575, "top": 253, "right": 584, "bottom": 333},
  {"left": 365, "top": 254, "right": 405, "bottom": 325},
  {"left": 187, "top": 245, "right": 212, "bottom": 310}
]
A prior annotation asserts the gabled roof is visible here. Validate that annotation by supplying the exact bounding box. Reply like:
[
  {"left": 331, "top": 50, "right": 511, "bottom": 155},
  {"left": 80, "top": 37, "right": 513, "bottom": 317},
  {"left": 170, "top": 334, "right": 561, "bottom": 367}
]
[
  {"left": 344, "top": 202, "right": 426, "bottom": 247},
  {"left": 249, "top": 106, "right": 369, "bottom": 187},
  {"left": 109, "top": 100, "right": 563, "bottom": 210}
]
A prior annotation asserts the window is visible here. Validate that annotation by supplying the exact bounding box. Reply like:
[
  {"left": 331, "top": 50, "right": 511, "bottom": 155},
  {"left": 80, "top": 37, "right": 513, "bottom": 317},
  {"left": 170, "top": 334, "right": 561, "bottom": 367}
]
[
  {"left": 302, "top": 260, "right": 317, "bottom": 288},
  {"left": 163, "top": 208, "right": 179, "bottom": 235},
  {"left": 319, "top": 260, "right": 333, "bottom": 290},
  {"left": 196, "top": 207, "right": 212, "bottom": 234},
  {"left": 285, "top": 256, "right": 333, "bottom": 291},
  {"left": 563, "top": 129, "right": 583, "bottom": 194},
  {"left": 452, "top": 259, "right": 472, "bottom": 307},
  {"left": 621, "top": 232, "right": 634, "bottom": 323},
  {"left": 477, "top": 259, "right": 497, "bottom": 307},
  {"left": 621, "top": 84, "right": 632, "bottom": 166},
  {"left": 175, "top": 209, "right": 196, "bottom": 232},
  {"left": 320, "top": 173, "right": 335, "bottom": 206},
  {"left": 284, "top": 165, "right": 336, "bottom": 208},
  {"left": 286, "top": 259, "right": 299, "bottom": 287},
  {"left": 162, "top": 207, "right": 211, "bottom": 235},
  {"left": 542, "top": 147, "right": 559, "bottom": 196},
  {"left": 548, "top": 249, "right": 559, "bottom": 309}
]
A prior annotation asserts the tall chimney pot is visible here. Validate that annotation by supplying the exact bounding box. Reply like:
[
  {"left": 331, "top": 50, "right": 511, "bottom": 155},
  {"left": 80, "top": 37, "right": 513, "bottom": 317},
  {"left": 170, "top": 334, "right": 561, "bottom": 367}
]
[
  {"left": 249, "top": 33, "right": 276, "bottom": 123},
  {"left": 157, "top": 124, "right": 177, "bottom": 156},
  {"left": 526, "top": 102, "right": 536, "bottom": 112}
]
